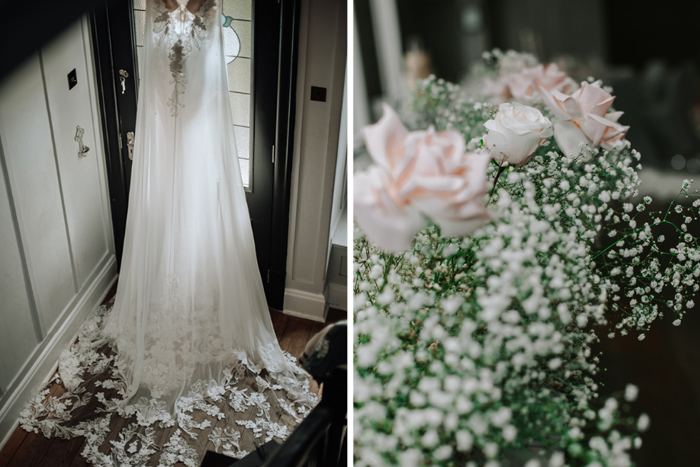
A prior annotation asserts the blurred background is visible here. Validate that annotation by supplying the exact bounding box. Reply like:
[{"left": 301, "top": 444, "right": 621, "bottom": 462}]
[
  {"left": 355, "top": 0, "right": 700, "bottom": 178},
  {"left": 354, "top": 1, "right": 700, "bottom": 465}
]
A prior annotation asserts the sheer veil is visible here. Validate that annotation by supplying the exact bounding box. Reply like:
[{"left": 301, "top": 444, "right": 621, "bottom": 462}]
[{"left": 19, "top": 0, "right": 315, "bottom": 463}]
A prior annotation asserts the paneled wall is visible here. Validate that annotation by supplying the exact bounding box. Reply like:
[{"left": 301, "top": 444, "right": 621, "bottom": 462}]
[{"left": 0, "top": 17, "right": 117, "bottom": 447}]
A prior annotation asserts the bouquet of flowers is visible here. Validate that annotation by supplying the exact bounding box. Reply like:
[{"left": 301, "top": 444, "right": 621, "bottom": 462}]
[{"left": 353, "top": 50, "right": 700, "bottom": 466}]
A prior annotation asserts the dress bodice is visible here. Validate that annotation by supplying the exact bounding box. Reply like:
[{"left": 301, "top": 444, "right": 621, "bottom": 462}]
[{"left": 150, "top": 0, "right": 219, "bottom": 116}]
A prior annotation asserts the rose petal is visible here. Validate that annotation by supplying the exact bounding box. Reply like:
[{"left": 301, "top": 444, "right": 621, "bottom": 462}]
[
  {"left": 606, "top": 111, "right": 623, "bottom": 124},
  {"left": 577, "top": 81, "right": 613, "bottom": 116},
  {"left": 502, "top": 127, "right": 542, "bottom": 165},
  {"left": 539, "top": 86, "right": 573, "bottom": 120},
  {"left": 364, "top": 103, "right": 409, "bottom": 172},
  {"left": 485, "top": 127, "right": 510, "bottom": 164},
  {"left": 354, "top": 168, "right": 425, "bottom": 253},
  {"left": 553, "top": 120, "right": 589, "bottom": 157},
  {"left": 579, "top": 113, "right": 615, "bottom": 147}
]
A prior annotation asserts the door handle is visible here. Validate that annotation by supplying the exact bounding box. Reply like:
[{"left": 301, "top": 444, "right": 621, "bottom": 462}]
[
  {"left": 75, "top": 125, "right": 90, "bottom": 157},
  {"left": 127, "top": 131, "right": 135, "bottom": 160},
  {"left": 119, "top": 69, "right": 129, "bottom": 94}
]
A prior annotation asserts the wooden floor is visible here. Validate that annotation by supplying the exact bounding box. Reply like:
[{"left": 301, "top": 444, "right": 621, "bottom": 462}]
[{"left": 0, "top": 286, "right": 346, "bottom": 467}]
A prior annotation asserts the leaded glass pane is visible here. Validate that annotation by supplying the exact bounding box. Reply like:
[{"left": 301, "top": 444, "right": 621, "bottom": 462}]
[
  {"left": 137, "top": 46, "right": 144, "bottom": 78},
  {"left": 223, "top": 0, "right": 252, "bottom": 20},
  {"left": 223, "top": 22, "right": 241, "bottom": 60},
  {"left": 238, "top": 158, "right": 250, "bottom": 185},
  {"left": 222, "top": 0, "right": 253, "bottom": 189},
  {"left": 227, "top": 58, "right": 251, "bottom": 94},
  {"left": 234, "top": 126, "right": 250, "bottom": 159},
  {"left": 228, "top": 20, "right": 251, "bottom": 59},
  {"left": 134, "top": 9, "right": 146, "bottom": 46},
  {"left": 228, "top": 92, "right": 250, "bottom": 127}
]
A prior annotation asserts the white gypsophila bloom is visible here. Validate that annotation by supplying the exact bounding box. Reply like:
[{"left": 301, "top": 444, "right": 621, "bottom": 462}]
[
  {"left": 351, "top": 67, "right": 700, "bottom": 466},
  {"left": 637, "top": 414, "right": 650, "bottom": 431},
  {"left": 548, "top": 452, "right": 565, "bottom": 467},
  {"left": 624, "top": 384, "right": 639, "bottom": 402}
]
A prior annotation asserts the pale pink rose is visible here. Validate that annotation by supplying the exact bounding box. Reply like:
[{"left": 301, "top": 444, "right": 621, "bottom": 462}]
[
  {"left": 484, "top": 102, "right": 553, "bottom": 167},
  {"left": 485, "top": 63, "right": 578, "bottom": 104},
  {"left": 539, "top": 80, "right": 629, "bottom": 157},
  {"left": 504, "top": 63, "right": 578, "bottom": 104},
  {"left": 354, "top": 104, "right": 492, "bottom": 253}
]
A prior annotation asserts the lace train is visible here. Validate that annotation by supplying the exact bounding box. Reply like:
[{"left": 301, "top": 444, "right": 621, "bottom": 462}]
[{"left": 19, "top": 302, "right": 317, "bottom": 466}]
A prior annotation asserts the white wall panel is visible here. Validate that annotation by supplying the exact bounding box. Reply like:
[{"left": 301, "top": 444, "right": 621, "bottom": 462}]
[
  {"left": 0, "top": 54, "right": 75, "bottom": 335},
  {"left": 0, "top": 18, "right": 118, "bottom": 447},
  {"left": 41, "top": 21, "right": 110, "bottom": 290},
  {"left": 284, "top": 0, "right": 346, "bottom": 320},
  {"left": 0, "top": 153, "right": 39, "bottom": 393}
]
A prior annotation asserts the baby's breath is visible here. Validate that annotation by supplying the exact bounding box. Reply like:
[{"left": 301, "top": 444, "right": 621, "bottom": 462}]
[{"left": 354, "top": 50, "right": 700, "bottom": 467}]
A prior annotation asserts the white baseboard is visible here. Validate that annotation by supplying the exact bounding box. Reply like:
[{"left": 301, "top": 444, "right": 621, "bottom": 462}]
[
  {"left": 283, "top": 288, "right": 327, "bottom": 322},
  {"left": 325, "top": 281, "right": 347, "bottom": 311},
  {"left": 0, "top": 255, "right": 117, "bottom": 450}
]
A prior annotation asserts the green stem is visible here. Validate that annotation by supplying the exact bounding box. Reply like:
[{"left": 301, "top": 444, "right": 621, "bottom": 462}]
[{"left": 489, "top": 160, "right": 507, "bottom": 201}]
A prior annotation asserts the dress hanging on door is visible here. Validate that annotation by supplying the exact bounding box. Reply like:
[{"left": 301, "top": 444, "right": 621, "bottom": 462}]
[{"left": 19, "top": 1, "right": 316, "bottom": 464}]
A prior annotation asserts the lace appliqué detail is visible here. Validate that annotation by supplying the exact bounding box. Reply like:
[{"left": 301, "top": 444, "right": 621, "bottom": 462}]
[
  {"left": 209, "top": 426, "right": 248, "bottom": 459},
  {"left": 153, "top": 0, "right": 217, "bottom": 117},
  {"left": 160, "top": 429, "right": 199, "bottom": 467},
  {"left": 19, "top": 302, "right": 318, "bottom": 466},
  {"left": 236, "top": 418, "right": 289, "bottom": 443}
]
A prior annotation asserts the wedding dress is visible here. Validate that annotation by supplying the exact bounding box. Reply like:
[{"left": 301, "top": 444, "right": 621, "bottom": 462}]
[{"left": 19, "top": 0, "right": 315, "bottom": 464}]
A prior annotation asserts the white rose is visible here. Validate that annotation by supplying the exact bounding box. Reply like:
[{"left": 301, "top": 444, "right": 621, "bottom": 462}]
[{"left": 484, "top": 102, "right": 553, "bottom": 167}]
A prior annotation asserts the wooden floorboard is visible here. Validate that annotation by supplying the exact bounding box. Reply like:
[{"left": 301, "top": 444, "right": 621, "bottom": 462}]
[
  {"left": 269, "top": 309, "right": 290, "bottom": 342},
  {"left": 278, "top": 317, "right": 315, "bottom": 360},
  {"left": 6, "top": 384, "right": 64, "bottom": 467},
  {"left": 0, "top": 300, "right": 346, "bottom": 466},
  {"left": 40, "top": 430, "right": 86, "bottom": 467},
  {"left": 0, "top": 422, "right": 28, "bottom": 466}
]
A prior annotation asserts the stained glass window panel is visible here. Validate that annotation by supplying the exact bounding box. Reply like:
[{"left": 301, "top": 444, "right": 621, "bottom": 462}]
[
  {"left": 234, "top": 126, "right": 250, "bottom": 159},
  {"left": 238, "top": 158, "right": 250, "bottom": 186},
  {"left": 137, "top": 46, "right": 144, "bottom": 78},
  {"left": 227, "top": 58, "right": 251, "bottom": 94},
  {"left": 228, "top": 92, "right": 250, "bottom": 128},
  {"left": 223, "top": 25, "right": 241, "bottom": 60},
  {"left": 134, "top": 9, "right": 146, "bottom": 46},
  {"left": 222, "top": 0, "right": 252, "bottom": 20},
  {"left": 229, "top": 21, "right": 252, "bottom": 59}
]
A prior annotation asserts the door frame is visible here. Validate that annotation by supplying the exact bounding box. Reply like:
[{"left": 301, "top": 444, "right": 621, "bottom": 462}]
[{"left": 90, "top": 0, "right": 302, "bottom": 309}]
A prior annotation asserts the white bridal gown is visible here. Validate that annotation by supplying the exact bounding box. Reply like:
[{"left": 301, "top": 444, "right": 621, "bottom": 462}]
[{"left": 19, "top": 0, "right": 314, "bottom": 464}]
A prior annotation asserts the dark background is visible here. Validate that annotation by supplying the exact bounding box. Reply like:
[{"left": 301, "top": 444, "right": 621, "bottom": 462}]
[{"left": 356, "top": 0, "right": 700, "bottom": 172}]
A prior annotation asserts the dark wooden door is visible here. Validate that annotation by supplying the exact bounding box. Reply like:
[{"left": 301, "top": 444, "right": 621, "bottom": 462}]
[
  {"left": 91, "top": 0, "right": 301, "bottom": 308},
  {"left": 247, "top": 0, "right": 280, "bottom": 302}
]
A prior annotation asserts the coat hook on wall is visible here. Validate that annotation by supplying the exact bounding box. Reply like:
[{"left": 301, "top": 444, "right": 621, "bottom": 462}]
[{"left": 75, "top": 125, "right": 90, "bottom": 157}]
